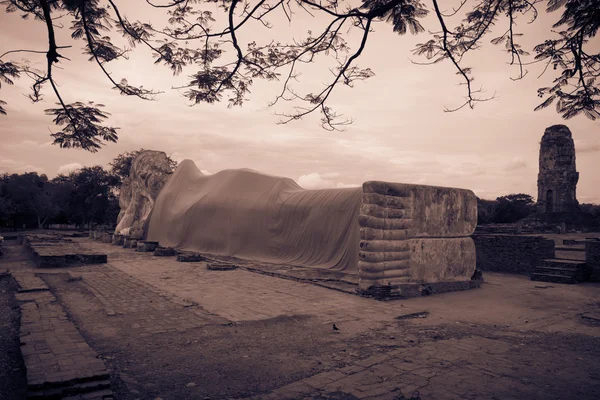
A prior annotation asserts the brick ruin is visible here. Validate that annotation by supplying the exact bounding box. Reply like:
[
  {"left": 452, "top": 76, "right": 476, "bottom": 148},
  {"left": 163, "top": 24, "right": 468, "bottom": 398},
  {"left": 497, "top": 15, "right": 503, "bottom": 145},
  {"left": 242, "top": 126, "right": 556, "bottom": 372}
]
[
  {"left": 520, "top": 124, "right": 599, "bottom": 231},
  {"left": 536, "top": 124, "right": 580, "bottom": 213}
]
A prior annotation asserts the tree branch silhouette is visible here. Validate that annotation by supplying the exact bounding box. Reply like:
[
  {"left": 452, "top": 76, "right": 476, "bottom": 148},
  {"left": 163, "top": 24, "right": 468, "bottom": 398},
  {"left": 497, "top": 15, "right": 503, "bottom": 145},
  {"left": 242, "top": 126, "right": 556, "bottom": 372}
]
[{"left": 0, "top": 0, "right": 598, "bottom": 150}]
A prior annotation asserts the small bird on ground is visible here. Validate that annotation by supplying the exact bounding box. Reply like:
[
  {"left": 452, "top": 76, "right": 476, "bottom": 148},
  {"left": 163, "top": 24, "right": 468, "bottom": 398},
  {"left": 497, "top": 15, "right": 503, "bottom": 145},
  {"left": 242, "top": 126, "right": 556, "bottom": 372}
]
[{"left": 332, "top": 323, "right": 340, "bottom": 332}]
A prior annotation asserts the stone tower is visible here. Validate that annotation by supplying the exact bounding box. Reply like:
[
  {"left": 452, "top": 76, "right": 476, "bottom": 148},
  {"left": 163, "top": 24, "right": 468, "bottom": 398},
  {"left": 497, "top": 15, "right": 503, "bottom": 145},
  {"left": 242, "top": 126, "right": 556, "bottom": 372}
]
[{"left": 536, "top": 124, "right": 580, "bottom": 213}]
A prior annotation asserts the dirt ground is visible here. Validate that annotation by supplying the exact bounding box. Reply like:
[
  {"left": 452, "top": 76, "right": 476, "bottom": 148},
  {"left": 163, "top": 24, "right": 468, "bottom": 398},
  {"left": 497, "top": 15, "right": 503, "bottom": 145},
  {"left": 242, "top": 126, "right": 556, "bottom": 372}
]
[
  {"left": 2, "top": 236, "right": 600, "bottom": 399},
  {"left": 41, "top": 271, "right": 410, "bottom": 400}
]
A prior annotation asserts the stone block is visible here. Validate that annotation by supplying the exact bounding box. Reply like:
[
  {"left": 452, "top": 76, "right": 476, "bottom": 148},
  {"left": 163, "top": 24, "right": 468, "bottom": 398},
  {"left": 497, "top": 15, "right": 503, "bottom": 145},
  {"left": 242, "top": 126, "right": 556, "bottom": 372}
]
[
  {"left": 136, "top": 241, "right": 159, "bottom": 252},
  {"left": 407, "top": 237, "right": 476, "bottom": 283},
  {"left": 176, "top": 253, "right": 207, "bottom": 262},
  {"left": 122, "top": 237, "right": 139, "bottom": 248},
  {"left": 153, "top": 247, "right": 176, "bottom": 256},
  {"left": 112, "top": 234, "right": 124, "bottom": 246},
  {"left": 207, "top": 262, "right": 237, "bottom": 271}
]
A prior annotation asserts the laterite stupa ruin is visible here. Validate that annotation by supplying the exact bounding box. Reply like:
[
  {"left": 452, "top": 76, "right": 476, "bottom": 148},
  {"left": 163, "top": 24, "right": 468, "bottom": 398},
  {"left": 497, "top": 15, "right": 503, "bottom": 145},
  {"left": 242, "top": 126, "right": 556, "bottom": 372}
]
[
  {"left": 115, "top": 150, "right": 482, "bottom": 298},
  {"left": 537, "top": 124, "right": 580, "bottom": 214},
  {"left": 524, "top": 124, "right": 596, "bottom": 229}
]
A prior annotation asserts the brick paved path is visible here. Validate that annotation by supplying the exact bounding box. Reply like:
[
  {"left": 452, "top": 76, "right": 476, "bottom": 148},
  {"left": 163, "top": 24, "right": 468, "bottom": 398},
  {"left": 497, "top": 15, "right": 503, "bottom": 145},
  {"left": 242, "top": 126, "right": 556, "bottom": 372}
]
[
  {"left": 95, "top": 247, "right": 414, "bottom": 332},
  {"left": 15, "top": 289, "right": 112, "bottom": 399},
  {"left": 78, "top": 238, "right": 600, "bottom": 400},
  {"left": 4, "top": 236, "right": 600, "bottom": 399},
  {"left": 12, "top": 272, "right": 49, "bottom": 293},
  {"left": 245, "top": 335, "right": 600, "bottom": 400},
  {"left": 73, "top": 267, "right": 229, "bottom": 335}
]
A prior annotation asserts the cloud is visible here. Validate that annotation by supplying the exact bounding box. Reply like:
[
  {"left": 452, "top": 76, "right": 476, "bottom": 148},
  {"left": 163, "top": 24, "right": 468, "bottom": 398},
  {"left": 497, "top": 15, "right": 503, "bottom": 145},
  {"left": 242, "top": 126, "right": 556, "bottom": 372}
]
[
  {"left": 575, "top": 140, "right": 600, "bottom": 154},
  {"left": 57, "top": 163, "right": 83, "bottom": 175},
  {"left": 297, "top": 173, "right": 332, "bottom": 189},
  {"left": 19, "top": 140, "right": 52, "bottom": 148},
  {"left": 297, "top": 172, "right": 357, "bottom": 190},
  {"left": 503, "top": 157, "right": 528, "bottom": 171},
  {"left": 335, "top": 182, "right": 360, "bottom": 188},
  {"left": 0, "top": 158, "right": 45, "bottom": 174}
]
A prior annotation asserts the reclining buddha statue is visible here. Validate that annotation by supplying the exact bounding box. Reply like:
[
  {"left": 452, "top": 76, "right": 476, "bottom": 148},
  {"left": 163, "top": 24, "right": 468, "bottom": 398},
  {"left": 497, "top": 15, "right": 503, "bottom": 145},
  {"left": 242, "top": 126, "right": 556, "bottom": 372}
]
[{"left": 116, "top": 150, "right": 479, "bottom": 297}]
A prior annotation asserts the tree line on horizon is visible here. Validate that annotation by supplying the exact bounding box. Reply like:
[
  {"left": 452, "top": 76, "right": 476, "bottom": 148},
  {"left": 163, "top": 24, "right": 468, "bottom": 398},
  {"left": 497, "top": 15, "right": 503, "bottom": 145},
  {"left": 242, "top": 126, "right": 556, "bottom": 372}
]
[
  {"left": 1, "top": 155, "right": 599, "bottom": 229},
  {"left": 476, "top": 193, "right": 600, "bottom": 224},
  {"left": 0, "top": 149, "right": 177, "bottom": 230}
]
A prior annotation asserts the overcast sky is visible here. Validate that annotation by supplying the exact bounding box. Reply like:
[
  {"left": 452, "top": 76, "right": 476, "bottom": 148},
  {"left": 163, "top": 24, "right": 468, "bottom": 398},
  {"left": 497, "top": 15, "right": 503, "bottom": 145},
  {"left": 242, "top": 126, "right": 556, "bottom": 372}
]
[{"left": 0, "top": 1, "right": 598, "bottom": 202}]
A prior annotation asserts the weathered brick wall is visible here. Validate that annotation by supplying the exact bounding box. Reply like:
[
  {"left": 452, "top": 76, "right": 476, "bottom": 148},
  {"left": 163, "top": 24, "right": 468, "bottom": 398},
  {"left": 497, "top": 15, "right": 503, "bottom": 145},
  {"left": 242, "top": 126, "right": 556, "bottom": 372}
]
[
  {"left": 472, "top": 235, "right": 555, "bottom": 275},
  {"left": 586, "top": 242, "right": 600, "bottom": 266},
  {"left": 586, "top": 242, "right": 600, "bottom": 282}
]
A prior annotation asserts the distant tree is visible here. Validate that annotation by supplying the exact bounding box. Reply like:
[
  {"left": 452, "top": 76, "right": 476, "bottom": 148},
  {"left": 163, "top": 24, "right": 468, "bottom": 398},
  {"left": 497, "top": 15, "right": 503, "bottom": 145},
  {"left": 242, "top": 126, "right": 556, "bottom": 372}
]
[
  {"left": 49, "top": 174, "right": 77, "bottom": 224},
  {"left": 109, "top": 148, "right": 178, "bottom": 186},
  {"left": 0, "top": 176, "right": 18, "bottom": 227},
  {"left": 580, "top": 203, "right": 600, "bottom": 218},
  {"left": 66, "top": 166, "right": 120, "bottom": 228},
  {"left": 2, "top": 172, "right": 58, "bottom": 228},
  {"left": 476, "top": 196, "right": 498, "bottom": 225},
  {"left": 492, "top": 193, "right": 536, "bottom": 223},
  {"left": 0, "top": 167, "right": 123, "bottom": 229},
  {"left": 0, "top": 0, "right": 598, "bottom": 151}
]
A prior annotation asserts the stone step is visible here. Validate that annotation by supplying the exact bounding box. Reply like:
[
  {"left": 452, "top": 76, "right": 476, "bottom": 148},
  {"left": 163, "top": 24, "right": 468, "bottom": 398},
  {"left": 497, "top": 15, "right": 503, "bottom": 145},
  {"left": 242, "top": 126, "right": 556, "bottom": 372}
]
[
  {"left": 28, "top": 379, "right": 111, "bottom": 399},
  {"left": 13, "top": 273, "right": 49, "bottom": 293},
  {"left": 554, "top": 255, "right": 586, "bottom": 262},
  {"left": 533, "top": 266, "right": 583, "bottom": 278},
  {"left": 531, "top": 273, "right": 578, "bottom": 284},
  {"left": 541, "top": 259, "right": 586, "bottom": 268},
  {"left": 555, "top": 246, "right": 585, "bottom": 252}
]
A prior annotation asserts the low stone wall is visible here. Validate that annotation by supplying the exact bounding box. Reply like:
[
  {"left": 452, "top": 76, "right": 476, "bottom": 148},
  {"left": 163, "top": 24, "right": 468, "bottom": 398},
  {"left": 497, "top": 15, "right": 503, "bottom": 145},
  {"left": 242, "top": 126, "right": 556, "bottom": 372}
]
[
  {"left": 24, "top": 234, "right": 107, "bottom": 268},
  {"left": 472, "top": 234, "right": 555, "bottom": 275}
]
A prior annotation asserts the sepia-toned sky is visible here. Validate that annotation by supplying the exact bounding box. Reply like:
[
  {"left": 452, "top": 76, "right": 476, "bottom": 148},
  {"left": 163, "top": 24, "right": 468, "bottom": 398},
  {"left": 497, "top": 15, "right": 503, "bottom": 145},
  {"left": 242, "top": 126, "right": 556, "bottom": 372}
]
[{"left": 0, "top": 2, "right": 598, "bottom": 202}]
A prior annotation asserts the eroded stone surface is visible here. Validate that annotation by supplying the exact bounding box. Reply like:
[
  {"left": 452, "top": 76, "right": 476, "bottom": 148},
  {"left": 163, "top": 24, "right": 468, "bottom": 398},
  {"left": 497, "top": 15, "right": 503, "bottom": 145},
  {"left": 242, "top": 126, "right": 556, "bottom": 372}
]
[
  {"left": 114, "top": 150, "right": 174, "bottom": 237},
  {"left": 407, "top": 237, "right": 476, "bottom": 283},
  {"left": 358, "top": 182, "right": 477, "bottom": 291}
]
